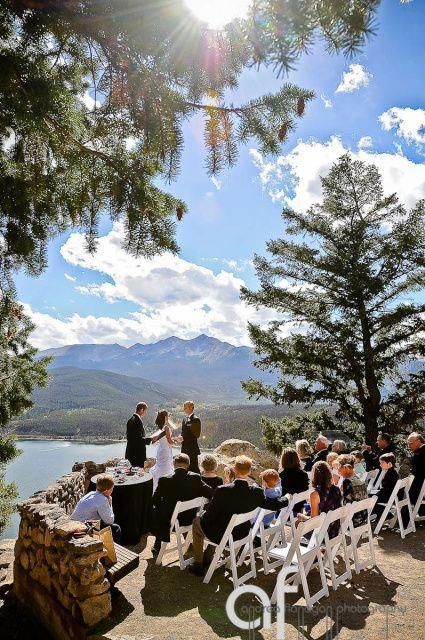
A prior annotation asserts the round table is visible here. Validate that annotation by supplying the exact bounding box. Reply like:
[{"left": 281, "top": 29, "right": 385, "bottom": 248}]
[{"left": 89, "top": 472, "right": 153, "bottom": 545}]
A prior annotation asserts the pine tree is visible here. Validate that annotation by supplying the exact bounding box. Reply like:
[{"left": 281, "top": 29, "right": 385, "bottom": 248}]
[
  {"left": 0, "top": 0, "right": 381, "bottom": 277},
  {"left": 0, "top": 287, "right": 50, "bottom": 532},
  {"left": 242, "top": 155, "right": 425, "bottom": 444}
]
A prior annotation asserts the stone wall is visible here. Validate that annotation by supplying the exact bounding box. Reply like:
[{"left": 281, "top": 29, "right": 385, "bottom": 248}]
[{"left": 13, "top": 460, "right": 120, "bottom": 640}]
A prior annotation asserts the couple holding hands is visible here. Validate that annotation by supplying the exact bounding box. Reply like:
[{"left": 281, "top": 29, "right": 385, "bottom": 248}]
[{"left": 125, "top": 400, "right": 201, "bottom": 489}]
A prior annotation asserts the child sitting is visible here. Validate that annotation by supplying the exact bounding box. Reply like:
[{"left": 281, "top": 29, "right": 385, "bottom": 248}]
[
  {"left": 351, "top": 450, "right": 367, "bottom": 480},
  {"left": 255, "top": 469, "right": 282, "bottom": 528},
  {"left": 372, "top": 453, "right": 399, "bottom": 522},
  {"left": 223, "top": 465, "right": 235, "bottom": 484},
  {"left": 200, "top": 454, "right": 223, "bottom": 492},
  {"left": 337, "top": 454, "right": 368, "bottom": 527}
]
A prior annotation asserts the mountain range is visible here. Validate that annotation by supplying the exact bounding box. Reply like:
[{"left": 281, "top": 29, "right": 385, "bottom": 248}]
[
  {"left": 38, "top": 334, "right": 272, "bottom": 401},
  {"left": 10, "top": 335, "right": 281, "bottom": 445}
]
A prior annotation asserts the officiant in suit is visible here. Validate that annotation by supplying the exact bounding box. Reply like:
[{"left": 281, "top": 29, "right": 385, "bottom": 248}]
[
  {"left": 180, "top": 401, "right": 201, "bottom": 473},
  {"left": 125, "top": 402, "right": 157, "bottom": 468}
]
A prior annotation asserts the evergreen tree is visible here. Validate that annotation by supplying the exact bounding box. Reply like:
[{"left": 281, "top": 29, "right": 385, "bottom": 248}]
[
  {"left": 0, "top": 288, "right": 50, "bottom": 533},
  {"left": 242, "top": 155, "right": 425, "bottom": 444},
  {"left": 0, "top": 0, "right": 381, "bottom": 278}
]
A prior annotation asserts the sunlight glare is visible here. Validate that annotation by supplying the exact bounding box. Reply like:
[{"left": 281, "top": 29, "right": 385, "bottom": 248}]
[{"left": 184, "top": 0, "right": 252, "bottom": 29}]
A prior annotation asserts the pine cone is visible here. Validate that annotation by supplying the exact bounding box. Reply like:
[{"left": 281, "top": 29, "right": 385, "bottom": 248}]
[
  {"left": 297, "top": 97, "right": 305, "bottom": 117},
  {"left": 278, "top": 124, "right": 288, "bottom": 141},
  {"left": 176, "top": 206, "right": 185, "bottom": 221}
]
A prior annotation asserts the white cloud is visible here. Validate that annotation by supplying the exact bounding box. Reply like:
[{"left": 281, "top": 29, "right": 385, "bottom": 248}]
[
  {"left": 78, "top": 90, "right": 100, "bottom": 111},
  {"left": 64, "top": 273, "right": 76, "bottom": 282},
  {"left": 250, "top": 135, "right": 425, "bottom": 212},
  {"left": 211, "top": 176, "right": 222, "bottom": 190},
  {"left": 379, "top": 107, "right": 425, "bottom": 145},
  {"left": 335, "top": 64, "right": 372, "bottom": 94},
  {"left": 358, "top": 136, "right": 373, "bottom": 150},
  {"left": 24, "top": 224, "right": 283, "bottom": 349},
  {"left": 320, "top": 94, "right": 333, "bottom": 109}
]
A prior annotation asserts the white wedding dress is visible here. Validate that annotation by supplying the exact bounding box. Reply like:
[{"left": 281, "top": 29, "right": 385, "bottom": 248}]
[{"left": 150, "top": 427, "right": 174, "bottom": 491}]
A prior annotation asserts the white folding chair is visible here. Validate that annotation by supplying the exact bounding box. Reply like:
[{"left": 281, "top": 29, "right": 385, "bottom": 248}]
[
  {"left": 239, "top": 504, "right": 293, "bottom": 574},
  {"left": 288, "top": 489, "right": 314, "bottom": 536},
  {"left": 320, "top": 505, "right": 352, "bottom": 590},
  {"left": 269, "top": 514, "right": 329, "bottom": 610},
  {"left": 155, "top": 497, "right": 207, "bottom": 569},
  {"left": 374, "top": 476, "right": 416, "bottom": 539},
  {"left": 203, "top": 508, "right": 259, "bottom": 588},
  {"left": 368, "top": 469, "right": 386, "bottom": 495},
  {"left": 346, "top": 496, "right": 377, "bottom": 573},
  {"left": 412, "top": 479, "right": 425, "bottom": 522}
]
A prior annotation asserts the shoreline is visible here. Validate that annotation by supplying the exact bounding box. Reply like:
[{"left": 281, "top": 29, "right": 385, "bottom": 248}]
[
  {"left": 12, "top": 435, "right": 216, "bottom": 452},
  {"left": 12, "top": 434, "right": 126, "bottom": 444}
]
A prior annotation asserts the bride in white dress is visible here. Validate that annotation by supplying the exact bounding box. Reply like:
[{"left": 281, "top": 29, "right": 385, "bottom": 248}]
[{"left": 150, "top": 410, "right": 179, "bottom": 491}]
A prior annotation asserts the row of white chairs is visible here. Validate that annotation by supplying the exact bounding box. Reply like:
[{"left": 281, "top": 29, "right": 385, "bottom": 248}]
[{"left": 155, "top": 476, "right": 425, "bottom": 609}]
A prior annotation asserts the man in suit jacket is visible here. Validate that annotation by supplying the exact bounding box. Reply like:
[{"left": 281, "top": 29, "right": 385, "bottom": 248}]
[
  {"left": 407, "top": 432, "right": 425, "bottom": 511},
  {"left": 181, "top": 400, "right": 201, "bottom": 473},
  {"left": 362, "top": 433, "right": 397, "bottom": 470},
  {"left": 310, "top": 435, "right": 331, "bottom": 466},
  {"left": 189, "top": 455, "right": 289, "bottom": 576},
  {"left": 125, "top": 402, "right": 158, "bottom": 468},
  {"left": 150, "top": 453, "right": 212, "bottom": 554}
]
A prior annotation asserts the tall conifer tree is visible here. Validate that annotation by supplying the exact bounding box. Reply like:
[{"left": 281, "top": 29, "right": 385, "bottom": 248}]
[{"left": 242, "top": 155, "right": 425, "bottom": 443}]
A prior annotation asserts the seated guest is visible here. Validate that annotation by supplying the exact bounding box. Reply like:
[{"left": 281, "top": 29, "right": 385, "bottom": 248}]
[
  {"left": 255, "top": 469, "right": 282, "bottom": 528},
  {"left": 200, "top": 454, "right": 223, "bottom": 492},
  {"left": 372, "top": 453, "right": 399, "bottom": 522},
  {"left": 189, "top": 456, "right": 289, "bottom": 576},
  {"left": 326, "top": 452, "right": 341, "bottom": 486},
  {"left": 71, "top": 474, "right": 121, "bottom": 542},
  {"left": 279, "top": 448, "right": 309, "bottom": 511},
  {"left": 407, "top": 432, "right": 425, "bottom": 516},
  {"left": 296, "top": 461, "right": 342, "bottom": 538},
  {"left": 332, "top": 439, "right": 347, "bottom": 454},
  {"left": 295, "top": 439, "right": 314, "bottom": 471},
  {"left": 362, "top": 433, "right": 396, "bottom": 471},
  {"left": 223, "top": 465, "right": 235, "bottom": 484},
  {"left": 150, "top": 453, "right": 212, "bottom": 556},
  {"left": 337, "top": 454, "right": 368, "bottom": 527},
  {"left": 311, "top": 435, "right": 331, "bottom": 465},
  {"left": 351, "top": 450, "right": 367, "bottom": 479}
]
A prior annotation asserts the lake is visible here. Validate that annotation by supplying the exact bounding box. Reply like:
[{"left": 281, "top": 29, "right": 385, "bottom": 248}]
[{"left": 1, "top": 439, "right": 166, "bottom": 540}]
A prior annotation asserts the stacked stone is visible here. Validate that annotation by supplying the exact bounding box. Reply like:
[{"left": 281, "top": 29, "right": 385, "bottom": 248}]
[{"left": 14, "top": 472, "right": 112, "bottom": 639}]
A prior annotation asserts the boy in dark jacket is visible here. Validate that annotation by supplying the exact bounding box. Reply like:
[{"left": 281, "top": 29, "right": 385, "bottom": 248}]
[{"left": 372, "top": 453, "right": 399, "bottom": 523}]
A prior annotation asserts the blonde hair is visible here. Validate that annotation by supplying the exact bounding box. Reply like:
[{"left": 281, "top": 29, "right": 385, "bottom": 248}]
[
  {"left": 96, "top": 474, "right": 114, "bottom": 492},
  {"left": 337, "top": 454, "right": 355, "bottom": 468},
  {"left": 295, "top": 439, "right": 312, "bottom": 457},
  {"left": 200, "top": 454, "right": 218, "bottom": 473},
  {"left": 260, "top": 469, "right": 280, "bottom": 488},
  {"left": 184, "top": 400, "right": 195, "bottom": 411},
  {"left": 326, "top": 452, "right": 339, "bottom": 466},
  {"left": 223, "top": 466, "right": 235, "bottom": 483},
  {"left": 234, "top": 455, "right": 252, "bottom": 475}
]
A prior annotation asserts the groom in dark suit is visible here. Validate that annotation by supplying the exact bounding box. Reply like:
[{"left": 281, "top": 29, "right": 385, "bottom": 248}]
[
  {"left": 125, "top": 402, "right": 158, "bottom": 468},
  {"left": 181, "top": 401, "right": 201, "bottom": 473}
]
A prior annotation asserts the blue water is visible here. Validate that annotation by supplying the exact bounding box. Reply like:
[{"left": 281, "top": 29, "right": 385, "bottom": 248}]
[{"left": 1, "top": 439, "right": 163, "bottom": 539}]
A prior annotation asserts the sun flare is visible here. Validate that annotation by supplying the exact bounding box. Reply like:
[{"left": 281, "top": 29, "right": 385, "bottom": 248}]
[{"left": 184, "top": 0, "right": 252, "bottom": 29}]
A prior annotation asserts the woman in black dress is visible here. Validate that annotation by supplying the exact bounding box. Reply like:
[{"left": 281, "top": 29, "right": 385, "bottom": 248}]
[{"left": 279, "top": 448, "right": 310, "bottom": 494}]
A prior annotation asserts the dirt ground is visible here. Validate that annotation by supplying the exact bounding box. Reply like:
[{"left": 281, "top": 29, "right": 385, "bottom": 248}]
[{"left": 2, "top": 526, "right": 425, "bottom": 640}]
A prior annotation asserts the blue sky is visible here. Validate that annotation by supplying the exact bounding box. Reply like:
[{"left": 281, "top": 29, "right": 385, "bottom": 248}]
[{"left": 15, "top": 0, "right": 425, "bottom": 349}]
